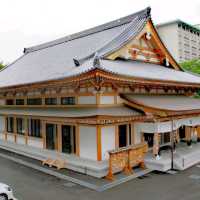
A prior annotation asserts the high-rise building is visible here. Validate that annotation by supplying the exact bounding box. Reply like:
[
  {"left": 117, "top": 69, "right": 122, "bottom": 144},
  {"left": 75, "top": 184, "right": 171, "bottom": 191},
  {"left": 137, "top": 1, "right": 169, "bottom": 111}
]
[{"left": 157, "top": 20, "right": 200, "bottom": 63}]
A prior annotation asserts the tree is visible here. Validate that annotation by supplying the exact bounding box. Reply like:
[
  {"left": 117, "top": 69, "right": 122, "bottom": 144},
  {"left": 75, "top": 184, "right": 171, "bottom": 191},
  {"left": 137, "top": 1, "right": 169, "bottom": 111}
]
[
  {"left": 180, "top": 59, "right": 200, "bottom": 74},
  {"left": 0, "top": 61, "right": 5, "bottom": 70},
  {"left": 180, "top": 59, "right": 200, "bottom": 97}
]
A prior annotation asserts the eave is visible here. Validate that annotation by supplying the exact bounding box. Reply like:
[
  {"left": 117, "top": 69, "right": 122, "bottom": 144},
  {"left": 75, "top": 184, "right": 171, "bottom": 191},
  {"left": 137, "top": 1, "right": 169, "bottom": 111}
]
[
  {"left": 0, "top": 67, "right": 200, "bottom": 94},
  {"left": 121, "top": 94, "right": 200, "bottom": 118}
]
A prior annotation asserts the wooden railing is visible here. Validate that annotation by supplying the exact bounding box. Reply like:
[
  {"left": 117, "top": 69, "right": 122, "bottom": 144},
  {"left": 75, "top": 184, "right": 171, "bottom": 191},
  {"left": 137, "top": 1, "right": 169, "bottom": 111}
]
[{"left": 106, "top": 142, "right": 148, "bottom": 181}]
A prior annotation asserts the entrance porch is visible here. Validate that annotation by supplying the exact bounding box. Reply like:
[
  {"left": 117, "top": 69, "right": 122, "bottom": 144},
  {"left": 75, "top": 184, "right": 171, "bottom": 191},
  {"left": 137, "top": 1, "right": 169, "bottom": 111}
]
[{"left": 145, "top": 142, "right": 200, "bottom": 171}]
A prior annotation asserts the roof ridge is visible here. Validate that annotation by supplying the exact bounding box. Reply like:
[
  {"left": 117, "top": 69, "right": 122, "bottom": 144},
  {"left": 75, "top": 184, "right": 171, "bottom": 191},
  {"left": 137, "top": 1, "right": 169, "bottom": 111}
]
[{"left": 24, "top": 7, "right": 150, "bottom": 54}]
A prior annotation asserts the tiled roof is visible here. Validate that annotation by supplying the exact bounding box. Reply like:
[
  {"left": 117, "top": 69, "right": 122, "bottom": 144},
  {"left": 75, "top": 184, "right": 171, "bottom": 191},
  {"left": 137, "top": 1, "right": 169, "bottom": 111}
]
[
  {"left": 0, "top": 106, "right": 143, "bottom": 118},
  {"left": 0, "top": 7, "right": 151, "bottom": 88},
  {"left": 0, "top": 7, "right": 200, "bottom": 88},
  {"left": 93, "top": 59, "right": 200, "bottom": 84},
  {"left": 122, "top": 94, "right": 200, "bottom": 111}
]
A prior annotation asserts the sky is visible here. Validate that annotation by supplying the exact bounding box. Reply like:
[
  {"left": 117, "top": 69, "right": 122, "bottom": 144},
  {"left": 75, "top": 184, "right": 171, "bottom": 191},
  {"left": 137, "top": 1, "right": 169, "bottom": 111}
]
[{"left": 0, "top": 0, "right": 200, "bottom": 63}]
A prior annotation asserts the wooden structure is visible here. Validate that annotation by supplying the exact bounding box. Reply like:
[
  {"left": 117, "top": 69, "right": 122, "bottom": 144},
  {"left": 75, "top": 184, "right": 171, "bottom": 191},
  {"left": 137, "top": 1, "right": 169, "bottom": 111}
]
[
  {"left": 0, "top": 7, "right": 200, "bottom": 177},
  {"left": 42, "top": 158, "right": 66, "bottom": 170},
  {"left": 106, "top": 142, "right": 148, "bottom": 180}
]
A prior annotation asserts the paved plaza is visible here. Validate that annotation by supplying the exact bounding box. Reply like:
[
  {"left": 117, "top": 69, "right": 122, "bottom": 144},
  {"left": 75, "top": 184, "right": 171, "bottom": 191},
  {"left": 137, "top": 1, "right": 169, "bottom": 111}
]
[{"left": 1, "top": 154, "right": 200, "bottom": 200}]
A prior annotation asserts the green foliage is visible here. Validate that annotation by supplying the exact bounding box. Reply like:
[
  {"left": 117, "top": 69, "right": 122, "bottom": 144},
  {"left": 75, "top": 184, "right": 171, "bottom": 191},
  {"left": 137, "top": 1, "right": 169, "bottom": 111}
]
[
  {"left": 0, "top": 61, "right": 5, "bottom": 70},
  {"left": 180, "top": 59, "right": 200, "bottom": 74},
  {"left": 180, "top": 59, "right": 200, "bottom": 98}
]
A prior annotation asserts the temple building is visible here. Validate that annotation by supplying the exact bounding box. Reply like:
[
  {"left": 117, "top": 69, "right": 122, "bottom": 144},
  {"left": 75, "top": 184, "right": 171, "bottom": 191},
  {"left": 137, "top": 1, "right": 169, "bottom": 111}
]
[{"left": 1, "top": 7, "right": 200, "bottom": 178}]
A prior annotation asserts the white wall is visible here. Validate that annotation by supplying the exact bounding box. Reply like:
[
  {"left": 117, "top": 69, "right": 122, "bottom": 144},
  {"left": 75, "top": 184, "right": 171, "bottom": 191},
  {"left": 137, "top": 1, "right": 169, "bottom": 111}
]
[
  {"left": 17, "top": 135, "right": 26, "bottom": 145},
  {"left": 101, "top": 126, "right": 115, "bottom": 160},
  {"left": 117, "top": 96, "right": 123, "bottom": 104},
  {"left": 0, "top": 99, "right": 5, "bottom": 105},
  {"left": 134, "top": 123, "right": 142, "bottom": 144},
  {"left": 100, "top": 96, "right": 114, "bottom": 104},
  {"left": 28, "top": 137, "right": 43, "bottom": 149},
  {"left": 79, "top": 126, "right": 97, "bottom": 160},
  {"left": 7, "top": 133, "right": 15, "bottom": 143},
  {"left": 78, "top": 96, "right": 96, "bottom": 104},
  {"left": 0, "top": 116, "right": 5, "bottom": 132}
]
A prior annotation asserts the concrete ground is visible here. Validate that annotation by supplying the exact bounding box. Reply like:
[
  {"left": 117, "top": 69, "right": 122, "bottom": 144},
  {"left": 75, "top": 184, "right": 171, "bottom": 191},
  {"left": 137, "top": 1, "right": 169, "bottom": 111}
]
[{"left": 1, "top": 156, "right": 200, "bottom": 200}]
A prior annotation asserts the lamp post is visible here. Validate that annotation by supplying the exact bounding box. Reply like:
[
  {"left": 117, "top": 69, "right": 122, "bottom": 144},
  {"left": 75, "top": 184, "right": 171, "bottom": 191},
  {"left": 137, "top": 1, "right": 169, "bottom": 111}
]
[{"left": 171, "top": 119, "right": 175, "bottom": 170}]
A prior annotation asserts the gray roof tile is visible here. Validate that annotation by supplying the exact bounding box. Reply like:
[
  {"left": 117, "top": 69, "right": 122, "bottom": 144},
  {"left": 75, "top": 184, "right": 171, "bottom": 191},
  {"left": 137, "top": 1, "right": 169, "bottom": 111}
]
[
  {"left": 0, "top": 106, "right": 142, "bottom": 117},
  {"left": 0, "top": 7, "right": 200, "bottom": 88},
  {"left": 122, "top": 94, "right": 200, "bottom": 111}
]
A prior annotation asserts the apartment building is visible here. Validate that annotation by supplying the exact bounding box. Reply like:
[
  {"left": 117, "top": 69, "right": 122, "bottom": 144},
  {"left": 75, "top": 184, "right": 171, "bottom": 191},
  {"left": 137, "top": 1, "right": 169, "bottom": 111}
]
[{"left": 157, "top": 20, "right": 200, "bottom": 63}]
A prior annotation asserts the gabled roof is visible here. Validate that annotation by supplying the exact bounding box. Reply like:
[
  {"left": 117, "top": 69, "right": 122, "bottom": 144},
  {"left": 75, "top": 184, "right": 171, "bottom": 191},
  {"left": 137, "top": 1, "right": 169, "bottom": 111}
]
[{"left": 1, "top": 7, "right": 200, "bottom": 89}]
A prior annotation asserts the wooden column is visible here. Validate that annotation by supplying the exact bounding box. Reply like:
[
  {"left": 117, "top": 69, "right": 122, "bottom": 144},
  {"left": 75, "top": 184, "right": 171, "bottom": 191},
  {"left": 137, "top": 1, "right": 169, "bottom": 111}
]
[
  {"left": 75, "top": 125, "right": 80, "bottom": 156},
  {"left": 126, "top": 124, "right": 130, "bottom": 146},
  {"left": 96, "top": 92, "right": 100, "bottom": 105},
  {"left": 153, "top": 133, "right": 159, "bottom": 156},
  {"left": 42, "top": 121, "right": 46, "bottom": 149},
  {"left": 185, "top": 126, "right": 192, "bottom": 146},
  {"left": 115, "top": 125, "right": 119, "bottom": 148},
  {"left": 42, "top": 98, "right": 45, "bottom": 105},
  {"left": 96, "top": 125, "right": 102, "bottom": 161},
  {"left": 131, "top": 123, "right": 135, "bottom": 145},
  {"left": 197, "top": 126, "right": 200, "bottom": 142},
  {"left": 13, "top": 117, "right": 17, "bottom": 143},
  {"left": 57, "top": 123, "right": 62, "bottom": 152},
  {"left": 114, "top": 95, "right": 117, "bottom": 104},
  {"left": 57, "top": 97, "right": 61, "bottom": 105},
  {"left": 24, "top": 117, "right": 28, "bottom": 145}
]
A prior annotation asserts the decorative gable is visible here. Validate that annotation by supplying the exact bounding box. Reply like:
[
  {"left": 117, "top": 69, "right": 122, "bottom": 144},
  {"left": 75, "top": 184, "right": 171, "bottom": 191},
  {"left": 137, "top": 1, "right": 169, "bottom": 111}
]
[{"left": 106, "top": 19, "right": 180, "bottom": 70}]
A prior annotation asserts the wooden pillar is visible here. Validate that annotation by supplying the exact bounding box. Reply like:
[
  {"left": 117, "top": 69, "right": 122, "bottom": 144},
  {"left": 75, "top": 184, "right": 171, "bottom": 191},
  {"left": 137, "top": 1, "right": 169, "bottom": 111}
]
[
  {"left": 197, "top": 126, "right": 200, "bottom": 142},
  {"left": 13, "top": 117, "right": 17, "bottom": 143},
  {"left": 153, "top": 133, "right": 159, "bottom": 156},
  {"left": 42, "top": 121, "right": 46, "bottom": 149},
  {"left": 115, "top": 125, "right": 119, "bottom": 148},
  {"left": 131, "top": 123, "right": 135, "bottom": 145},
  {"left": 57, "top": 97, "right": 61, "bottom": 105},
  {"left": 185, "top": 126, "right": 192, "bottom": 146},
  {"left": 114, "top": 95, "right": 117, "bottom": 104},
  {"left": 42, "top": 98, "right": 45, "bottom": 105},
  {"left": 75, "top": 125, "right": 80, "bottom": 156},
  {"left": 57, "top": 123, "right": 62, "bottom": 152},
  {"left": 24, "top": 117, "right": 28, "bottom": 145},
  {"left": 96, "top": 92, "right": 100, "bottom": 105},
  {"left": 126, "top": 124, "right": 130, "bottom": 146},
  {"left": 96, "top": 125, "right": 102, "bottom": 161}
]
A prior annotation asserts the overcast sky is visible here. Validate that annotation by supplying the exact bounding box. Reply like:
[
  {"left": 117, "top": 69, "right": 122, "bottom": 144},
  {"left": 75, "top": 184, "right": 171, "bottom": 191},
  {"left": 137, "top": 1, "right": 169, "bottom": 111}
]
[{"left": 0, "top": 0, "right": 200, "bottom": 63}]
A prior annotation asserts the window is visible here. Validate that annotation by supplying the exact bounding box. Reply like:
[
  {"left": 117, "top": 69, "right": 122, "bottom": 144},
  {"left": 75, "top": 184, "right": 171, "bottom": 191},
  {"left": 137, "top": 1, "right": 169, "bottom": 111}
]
[
  {"left": 118, "top": 125, "right": 127, "bottom": 148},
  {"left": 61, "top": 97, "right": 75, "bottom": 105},
  {"left": 7, "top": 117, "right": 13, "bottom": 133},
  {"left": 29, "top": 119, "right": 41, "bottom": 137},
  {"left": 6, "top": 99, "right": 14, "bottom": 105},
  {"left": 16, "top": 99, "right": 24, "bottom": 105},
  {"left": 17, "top": 118, "right": 25, "bottom": 134},
  {"left": 27, "top": 98, "right": 42, "bottom": 105},
  {"left": 45, "top": 98, "right": 57, "bottom": 105}
]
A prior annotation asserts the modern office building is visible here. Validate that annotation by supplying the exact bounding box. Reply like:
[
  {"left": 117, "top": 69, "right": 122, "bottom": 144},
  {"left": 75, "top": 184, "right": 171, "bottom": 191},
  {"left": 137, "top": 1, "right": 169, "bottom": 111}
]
[{"left": 157, "top": 20, "right": 200, "bottom": 63}]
